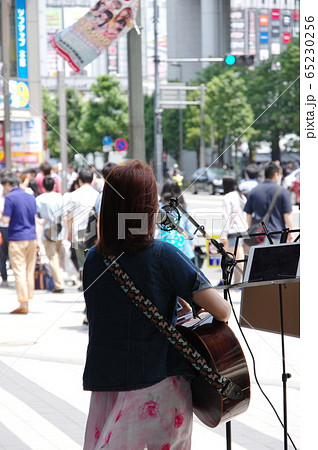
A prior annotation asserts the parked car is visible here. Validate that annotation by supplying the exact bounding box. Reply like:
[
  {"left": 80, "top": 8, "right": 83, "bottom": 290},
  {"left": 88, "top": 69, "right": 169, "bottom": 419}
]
[{"left": 190, "top": 167, "right": 236, "bottom": 195}]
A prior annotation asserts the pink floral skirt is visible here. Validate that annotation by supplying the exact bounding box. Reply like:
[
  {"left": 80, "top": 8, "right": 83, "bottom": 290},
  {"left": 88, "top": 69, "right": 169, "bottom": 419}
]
[{"left": 83, "top": 376, "right": 193, "bottom": 450}]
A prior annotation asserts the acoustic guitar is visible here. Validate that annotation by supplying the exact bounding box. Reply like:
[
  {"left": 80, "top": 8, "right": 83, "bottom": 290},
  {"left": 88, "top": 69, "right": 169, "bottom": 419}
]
[{"left": 177, "top": 311, "right": 250, "bottom": 428}]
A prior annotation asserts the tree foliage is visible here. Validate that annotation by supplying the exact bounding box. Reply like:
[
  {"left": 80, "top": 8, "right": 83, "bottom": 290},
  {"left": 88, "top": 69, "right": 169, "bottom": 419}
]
[
  {"left": 205, "top": 70, "right": 255, "bottom": 143},
  {"left": 80, "top": 75, "right": 128, "bottom": 154},
  {"left": 42, "top": 40, "right": 300, "bottom": 167},
  {"left": 42, "top": 87, "right": 85, "bottom": 159},
  {"left": 180, "top": 39, "right": 300, "bottom": 164},
  {"left": 144, "top": 93, "right": 154, "bottom": 162},
  {"left": 245, "top": 37, "right": 300, "bottom": 160},
  {"left": 42, "top": 89, "right": 59, "bottom": 157}
]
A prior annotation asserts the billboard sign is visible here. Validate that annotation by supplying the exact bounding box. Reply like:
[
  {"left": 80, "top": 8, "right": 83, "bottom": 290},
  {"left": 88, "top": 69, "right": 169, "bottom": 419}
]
[{"left": 16, "top": 0, "right": 28, "bottom": 79}]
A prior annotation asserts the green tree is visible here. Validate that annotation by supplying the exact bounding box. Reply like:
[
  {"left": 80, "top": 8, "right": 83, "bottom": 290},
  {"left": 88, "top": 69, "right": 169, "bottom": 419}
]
[
  {"left": 42, "top": 88, "right": 85, "bottom": 160},
  {"left": 80, "top": 74, "right": 128, "bottom": 154},
  {"left": 181, "top": 88, "right": 213, "bottom": 166},
  {"left": 65, "top": 88, "right": 86, "bottom": 156},
  {"left": 246, "top": 38, "right": 300, "bottom": 161},
  {"left": 205, "top": 71, "right": 255, "bottom": 167},
  {"left": 42, "top": 89, "right": 58, "bottom": 156},
  {"left": 144, "top": 93, "right": 154, "bottom": 162},
  {"left": 162, "top": 108, "right": 182, "bottom": 161}
]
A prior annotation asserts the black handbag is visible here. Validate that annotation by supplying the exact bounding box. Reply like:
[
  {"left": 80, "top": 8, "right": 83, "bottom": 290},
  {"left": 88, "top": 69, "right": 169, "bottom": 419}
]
[{"left": 44, "top": 219, "right": 62, "bottom": 241}]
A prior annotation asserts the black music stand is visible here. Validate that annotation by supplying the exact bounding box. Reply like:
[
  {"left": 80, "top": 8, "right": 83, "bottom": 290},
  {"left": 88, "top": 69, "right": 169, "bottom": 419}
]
[{"left": 238, "top": 240, "right": 300, "bottom": 450}]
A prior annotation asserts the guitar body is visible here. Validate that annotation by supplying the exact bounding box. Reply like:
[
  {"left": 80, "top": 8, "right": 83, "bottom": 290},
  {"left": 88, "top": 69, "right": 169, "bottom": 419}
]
[{"left": 177, "top": 312, "right": 250, "bottom": 428}]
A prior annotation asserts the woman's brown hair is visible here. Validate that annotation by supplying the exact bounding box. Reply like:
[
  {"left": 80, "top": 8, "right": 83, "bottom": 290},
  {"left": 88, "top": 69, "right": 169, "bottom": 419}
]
[{"left": 97, "top": 159, "right": 158, "bottom": 255}]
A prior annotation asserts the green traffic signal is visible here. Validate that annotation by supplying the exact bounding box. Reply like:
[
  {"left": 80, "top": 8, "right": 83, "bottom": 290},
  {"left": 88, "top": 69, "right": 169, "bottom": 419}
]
[
  {"left": 223, "top": 54, "right": 255, "bottom": 67},
  {"left": 224, "top": 54, "right": 236, "bottom": 65}
]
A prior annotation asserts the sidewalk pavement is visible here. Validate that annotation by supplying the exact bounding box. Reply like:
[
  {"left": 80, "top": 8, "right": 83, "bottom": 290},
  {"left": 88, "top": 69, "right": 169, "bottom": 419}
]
[{"left": 0, "top": 265, "right": 300, "bottom": 449}]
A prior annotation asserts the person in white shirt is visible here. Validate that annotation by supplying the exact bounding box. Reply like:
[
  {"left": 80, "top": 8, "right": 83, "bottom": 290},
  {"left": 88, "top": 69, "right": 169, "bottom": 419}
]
[
  {"left": 64, "top": 168, "right": 99, "bottom": 269},
  {"left": 36, "top": 176, "right": 65, "bottom": 293},
  {"left": 220, "top": 176, "right": 248, "bottom": 283}
]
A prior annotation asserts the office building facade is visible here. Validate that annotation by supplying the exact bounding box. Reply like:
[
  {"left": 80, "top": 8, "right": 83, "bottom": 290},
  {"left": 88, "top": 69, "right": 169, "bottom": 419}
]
[{"left": 230, "top": 0, "right": 300, "bottom": 63}]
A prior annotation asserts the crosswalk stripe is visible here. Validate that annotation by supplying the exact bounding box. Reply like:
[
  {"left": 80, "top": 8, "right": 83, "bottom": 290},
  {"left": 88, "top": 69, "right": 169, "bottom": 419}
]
[{"left": 0, "top": 386, "right": 82, "bottom": 450}]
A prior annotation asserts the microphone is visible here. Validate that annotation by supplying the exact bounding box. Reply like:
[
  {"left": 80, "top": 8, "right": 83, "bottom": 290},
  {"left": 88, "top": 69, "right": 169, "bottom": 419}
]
[{"left": 157, "top": 208, "right": 194, "bottom": 240}]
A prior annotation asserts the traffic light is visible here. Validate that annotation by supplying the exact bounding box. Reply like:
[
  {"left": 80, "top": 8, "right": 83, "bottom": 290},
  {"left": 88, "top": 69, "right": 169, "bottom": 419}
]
[{"left": 223, "top": 55, "right": 255, "bottom": 67}]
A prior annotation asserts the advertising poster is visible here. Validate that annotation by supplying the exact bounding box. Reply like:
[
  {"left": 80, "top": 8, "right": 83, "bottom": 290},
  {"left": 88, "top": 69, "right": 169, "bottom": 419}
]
[
  {"left": 0, "top": 119, "right": 44, "bottom": 167},
  {"left": 51, "top": 0, "right": 139, "bottom": 72}
]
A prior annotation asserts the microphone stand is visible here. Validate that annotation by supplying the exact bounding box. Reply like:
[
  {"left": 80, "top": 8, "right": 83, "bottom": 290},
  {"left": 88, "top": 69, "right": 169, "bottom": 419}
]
[{"left": 169, "top": 197, "right": 238, "bottom": 450}]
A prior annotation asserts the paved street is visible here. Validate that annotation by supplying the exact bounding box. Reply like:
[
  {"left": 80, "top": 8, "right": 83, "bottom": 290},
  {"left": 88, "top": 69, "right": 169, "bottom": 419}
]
[{"left": 0, "top": 193, "right": 300, "bottom": 449}]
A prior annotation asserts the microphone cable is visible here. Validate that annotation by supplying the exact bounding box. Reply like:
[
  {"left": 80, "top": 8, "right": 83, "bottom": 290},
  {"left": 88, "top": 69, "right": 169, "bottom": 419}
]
[{"left": 226, "top": 289, "right": 298, "bottom": 450}]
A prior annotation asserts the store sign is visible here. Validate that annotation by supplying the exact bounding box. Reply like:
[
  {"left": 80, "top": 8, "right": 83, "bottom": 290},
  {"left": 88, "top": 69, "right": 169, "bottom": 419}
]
[
  {"left": 248, "top": 9, "right": 256, "bottom": 55},
  {"left": 9, "top": 80, "right": 30, "bottom": 109},
  {"left": 0, "top": 118, "right": 43, "bottom": 165},
  {"left": 271, "top": 43, "right": 281, "bottom": 55},
  {"left": 0, "top": 79, "right": 30, "bottom": 109},
  {"left": 231, "top": 9, "right": 245, "bottom": 55},
  {"left": 260, "top": 32, "right": 269, "bottom": 43},
  {"left": 283, "top": 32, "right": 291, "bottom": 44},
  {"left": 16, "top": 0, "right": 28, "bottom": 79},
  {"left": 272, "top": 9, "right": 280, "bottom": 20},
  {"left": 259, "top": 14, "right": 269, "bottom": 26},
  {"left": 293, "top": 10, "right": 300, "bottom": 21},
  {"left": 272, "top": 26, "right": 280, "bottom": 37},
  {"left": 283, "top": 14, "right": 291, "bottom": 26}
]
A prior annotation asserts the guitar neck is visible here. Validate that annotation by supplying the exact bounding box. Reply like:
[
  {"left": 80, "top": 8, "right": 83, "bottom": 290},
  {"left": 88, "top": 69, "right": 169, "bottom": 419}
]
[{"left": 177, "top": 310, "right": 213, "bottom": 328}]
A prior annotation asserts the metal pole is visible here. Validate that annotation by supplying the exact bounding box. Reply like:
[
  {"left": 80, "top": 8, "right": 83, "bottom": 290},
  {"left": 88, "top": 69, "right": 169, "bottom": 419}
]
[
  {"left": 127, "top": 6, "right": 145, "bottom": 161},
  {"left": 1, "top": 0, "right": 12, "bottom": 170},
  {"left": 171, "top": 63, "right": 183, "bottom": 170},
  {"left": 199, "top": 84, "right": 205, "bottom": 168},
  {"left": 153, "top": 0, "right": 163, "bottom": 189},
  {"left": 58, "top": 71, "right": 68, "bottom": 194}
]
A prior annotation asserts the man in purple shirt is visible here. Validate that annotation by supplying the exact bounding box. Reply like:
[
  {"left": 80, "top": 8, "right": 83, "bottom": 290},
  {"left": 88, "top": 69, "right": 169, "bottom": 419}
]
[{"left": 0, "top": 172, "right": 37, "bottom": 314}]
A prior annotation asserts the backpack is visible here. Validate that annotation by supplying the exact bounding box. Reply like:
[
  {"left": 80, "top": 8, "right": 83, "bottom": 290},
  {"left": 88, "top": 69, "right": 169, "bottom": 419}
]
[{"left": 79, "top": 207, "right": 98, "bottom": 249}]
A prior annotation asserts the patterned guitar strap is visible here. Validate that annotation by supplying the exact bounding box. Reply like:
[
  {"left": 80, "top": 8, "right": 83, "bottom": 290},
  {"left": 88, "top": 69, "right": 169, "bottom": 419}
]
[{"left": 104, "top": 256, "right": 242, "bottom": 400}]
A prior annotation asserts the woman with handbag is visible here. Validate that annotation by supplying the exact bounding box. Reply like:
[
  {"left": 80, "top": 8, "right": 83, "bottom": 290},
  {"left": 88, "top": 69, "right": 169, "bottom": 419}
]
[
  {"left": 82, "top": 160, "right": 231, "bottom": 450},
  {"left": 219, "top": 176, "right": 248, "bottom": 283}
]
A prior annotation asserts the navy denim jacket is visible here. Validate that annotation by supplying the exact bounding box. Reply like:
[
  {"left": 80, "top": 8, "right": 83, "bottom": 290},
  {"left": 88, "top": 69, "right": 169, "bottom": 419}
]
[{"left": 83, "top": 240, "right": 212, "bottom": 392}]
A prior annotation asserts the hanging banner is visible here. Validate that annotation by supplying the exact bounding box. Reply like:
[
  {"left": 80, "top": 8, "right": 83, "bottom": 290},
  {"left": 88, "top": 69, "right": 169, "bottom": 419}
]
[{"left": 51, "top": 0, "right": 139, "bottom": 72}]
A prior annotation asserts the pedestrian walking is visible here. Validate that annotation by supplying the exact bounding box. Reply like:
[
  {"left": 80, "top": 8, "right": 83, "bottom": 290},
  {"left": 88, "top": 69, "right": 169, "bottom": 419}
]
[
  {"left": 94, "top": 162, "right": 117, "bottom": 214},
  {"left": 66, "top": 165, "right": 78, "bottom": 192},
  {"left": 64, "top": 167, "right": 99, "bottom": 270},
  {"left": 35, "top": 162, "right": 61, "bottom": 195},
  {"left": 244, "top": 162, "right": 293, "bottom": 244},
  {"left": 220, "top": 176, "right": 248, "bottom": 283},
  {"left": 36, "top": 176, "right": 65, "bottom": 293},
  {"left": 158, "top": 179, "right": 195, "bottom": 262},
  {"left": 82, "top": 160, "right": 231, "bottom": 449},
  {"left": 0, "top": 172, "right": 37, "bottom": 314},
  {"left": 238, "top": 163, "right": 259, "bottom": 196}
]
